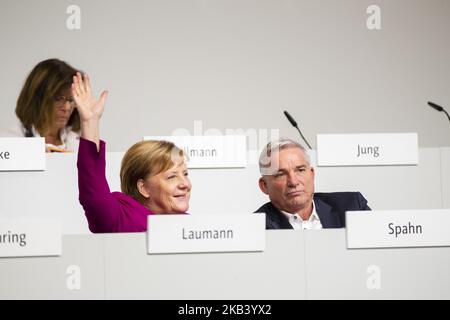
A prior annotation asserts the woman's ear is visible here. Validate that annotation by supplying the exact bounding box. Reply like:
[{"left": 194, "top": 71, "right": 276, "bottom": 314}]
[{"left": 137, "top": 179, "right": 151, "bottom": 199}]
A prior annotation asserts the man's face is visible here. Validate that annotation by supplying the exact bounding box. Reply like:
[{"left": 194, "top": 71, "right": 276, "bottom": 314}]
[{"left": 259, "top": 147, "right": 315, "bottom": 213}]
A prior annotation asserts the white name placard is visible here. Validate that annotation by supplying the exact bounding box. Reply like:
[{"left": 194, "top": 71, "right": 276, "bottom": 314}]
[
  {"left": 316, "top": 133, "right": 418, "bottom": 166},
  {"left": 143, "top": 136, "right": 246, "bottom": 168},
  {"left": 346, "top": 209, "right": 450, "bottom": 249},
  {"left": 147, "top": 214, "right": 265, "bottom": 254},
  {"left": 0, "top": 218, "right": 61, "bottom": 257},
  {"left": 0, "top": 137, "right": 45, "bottom": 171}
]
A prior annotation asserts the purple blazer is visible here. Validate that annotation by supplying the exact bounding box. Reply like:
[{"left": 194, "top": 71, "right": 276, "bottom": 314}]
[{"left": 77, "top": 138, "right": 154, "bottom": 233}]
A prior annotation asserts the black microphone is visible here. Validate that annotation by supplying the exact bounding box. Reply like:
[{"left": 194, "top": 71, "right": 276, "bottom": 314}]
[
  {"left": 283, "top": 110, "right": 312, "bottom": 149},
  {"left": 427, "top": 101, "right": 450, "bottom": 122}
]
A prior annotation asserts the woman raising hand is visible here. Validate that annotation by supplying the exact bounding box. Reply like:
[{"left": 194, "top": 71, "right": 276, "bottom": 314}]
[{"left": 73, "top": 73, "right": 191, "bottom": 233}]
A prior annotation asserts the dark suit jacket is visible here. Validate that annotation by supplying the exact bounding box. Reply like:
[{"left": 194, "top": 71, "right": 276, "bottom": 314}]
[{"left": 255, "top": 192, "right": 371, "bottom": 229}]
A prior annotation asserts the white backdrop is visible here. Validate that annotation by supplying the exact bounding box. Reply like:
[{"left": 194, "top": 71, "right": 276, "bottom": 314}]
[{"left": 0, "top": 0, "right": 449, "bottom": 151}]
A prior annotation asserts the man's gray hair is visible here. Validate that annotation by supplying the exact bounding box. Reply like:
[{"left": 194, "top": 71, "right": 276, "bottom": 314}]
[{"left": 259, "top": 138, "right": 310, "bottom": 175}]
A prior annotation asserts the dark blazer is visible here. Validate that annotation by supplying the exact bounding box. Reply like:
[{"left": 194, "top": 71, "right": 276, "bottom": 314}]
[{"left": 255, "top": 192, "right": 371, "bottom": 229}]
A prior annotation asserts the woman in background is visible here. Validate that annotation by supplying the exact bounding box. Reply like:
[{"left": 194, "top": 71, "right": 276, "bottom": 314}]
[{"left": 7, "top": 58, "right": 81, "bottom": 152}]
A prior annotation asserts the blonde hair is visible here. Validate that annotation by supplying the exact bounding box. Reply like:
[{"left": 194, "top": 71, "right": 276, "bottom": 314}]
[{"left": 120, "top": 140, "right": 185, "bottom": 203}]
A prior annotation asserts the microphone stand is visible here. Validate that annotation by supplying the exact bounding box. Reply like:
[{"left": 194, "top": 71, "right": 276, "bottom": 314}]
[
  {"left": 443, "top": 109, "right": 450, "bottom": 122},
  {"left": 294, "top": 126, "right": 312, "bottom": 149}
]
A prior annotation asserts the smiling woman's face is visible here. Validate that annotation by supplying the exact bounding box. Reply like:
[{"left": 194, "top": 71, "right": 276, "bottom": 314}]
[{"left": 140, "top": 161, "right": 191, "bottom": 214}]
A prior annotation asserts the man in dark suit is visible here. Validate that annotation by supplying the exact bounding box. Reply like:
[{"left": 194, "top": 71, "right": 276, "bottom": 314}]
[{"left": 255, "top": 138, "right": 370, "bottom": 229}]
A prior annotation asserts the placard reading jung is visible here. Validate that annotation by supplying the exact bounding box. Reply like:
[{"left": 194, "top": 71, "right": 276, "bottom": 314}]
[
  {"left": 346, "top": 209, "right": 450, "bottom": 249},
  {"left": 143, "top": 136, "right": 246, "bottom": 168},
  {"left": 0, "top": 137, "right": 45, "bottom": 171},
  {"left": 147, "top": 214, "right": 265, "bottom": 254},
  {"left": 0, "top": 218, "right": 61, "bottom": 257},
  {"left": 317, "top": 133, "right": 418, "bottom": 166}
]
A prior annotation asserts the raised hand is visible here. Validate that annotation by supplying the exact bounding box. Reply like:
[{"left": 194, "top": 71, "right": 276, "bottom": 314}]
[
  {"left": 71, "top": 72, "right": 108, "bottom": 149},
  {"left": 72, "top": 72, "right": 108, "bottom": 122}
]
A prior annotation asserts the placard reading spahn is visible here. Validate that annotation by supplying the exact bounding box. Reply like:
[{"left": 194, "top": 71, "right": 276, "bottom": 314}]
[
  {"left": 147, "top": 214, "right": 265, "bottom": 254},
  {"left": 346, "top": 209, "right": 450, "bottom": 249},
  {"left": 0, "top": 137, "right": 45, "bottom": 171},
  {"left": 316, "top": 133, "right": 418, "bottom": 166},
  {"left": 143, "top": 136, "right": 246, "bottom": 168},
  {"left": 0, "top": 218, "right": 61, "bottom": 258}
]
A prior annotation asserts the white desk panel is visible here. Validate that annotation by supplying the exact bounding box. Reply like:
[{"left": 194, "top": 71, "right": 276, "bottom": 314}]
[
  {"left": 314, "top": 148, "right": 443, "bottom": 210},
  {"left": 0, "top": 235, "right": 105, "bottom": 299},
  {"left": 442, "top": 148, "right": 450, "bottom": 208},
  {"left": 188, "top": 163, "right": 267, "bottom": 215},
  {"left": 304, "top": 229, "right": 450, "bottom": 299},
  {"left": 0, "top": 153, "right": 86, "bottom": 233},
  {"left": 0, "top": 148, "right": 446, "bottom": 234},
  {"left": 1, "top": 232, "right": 449, "bottom": 299},
  {"left": 102, "top": 231, "right": 306, "bottom": 300}
]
